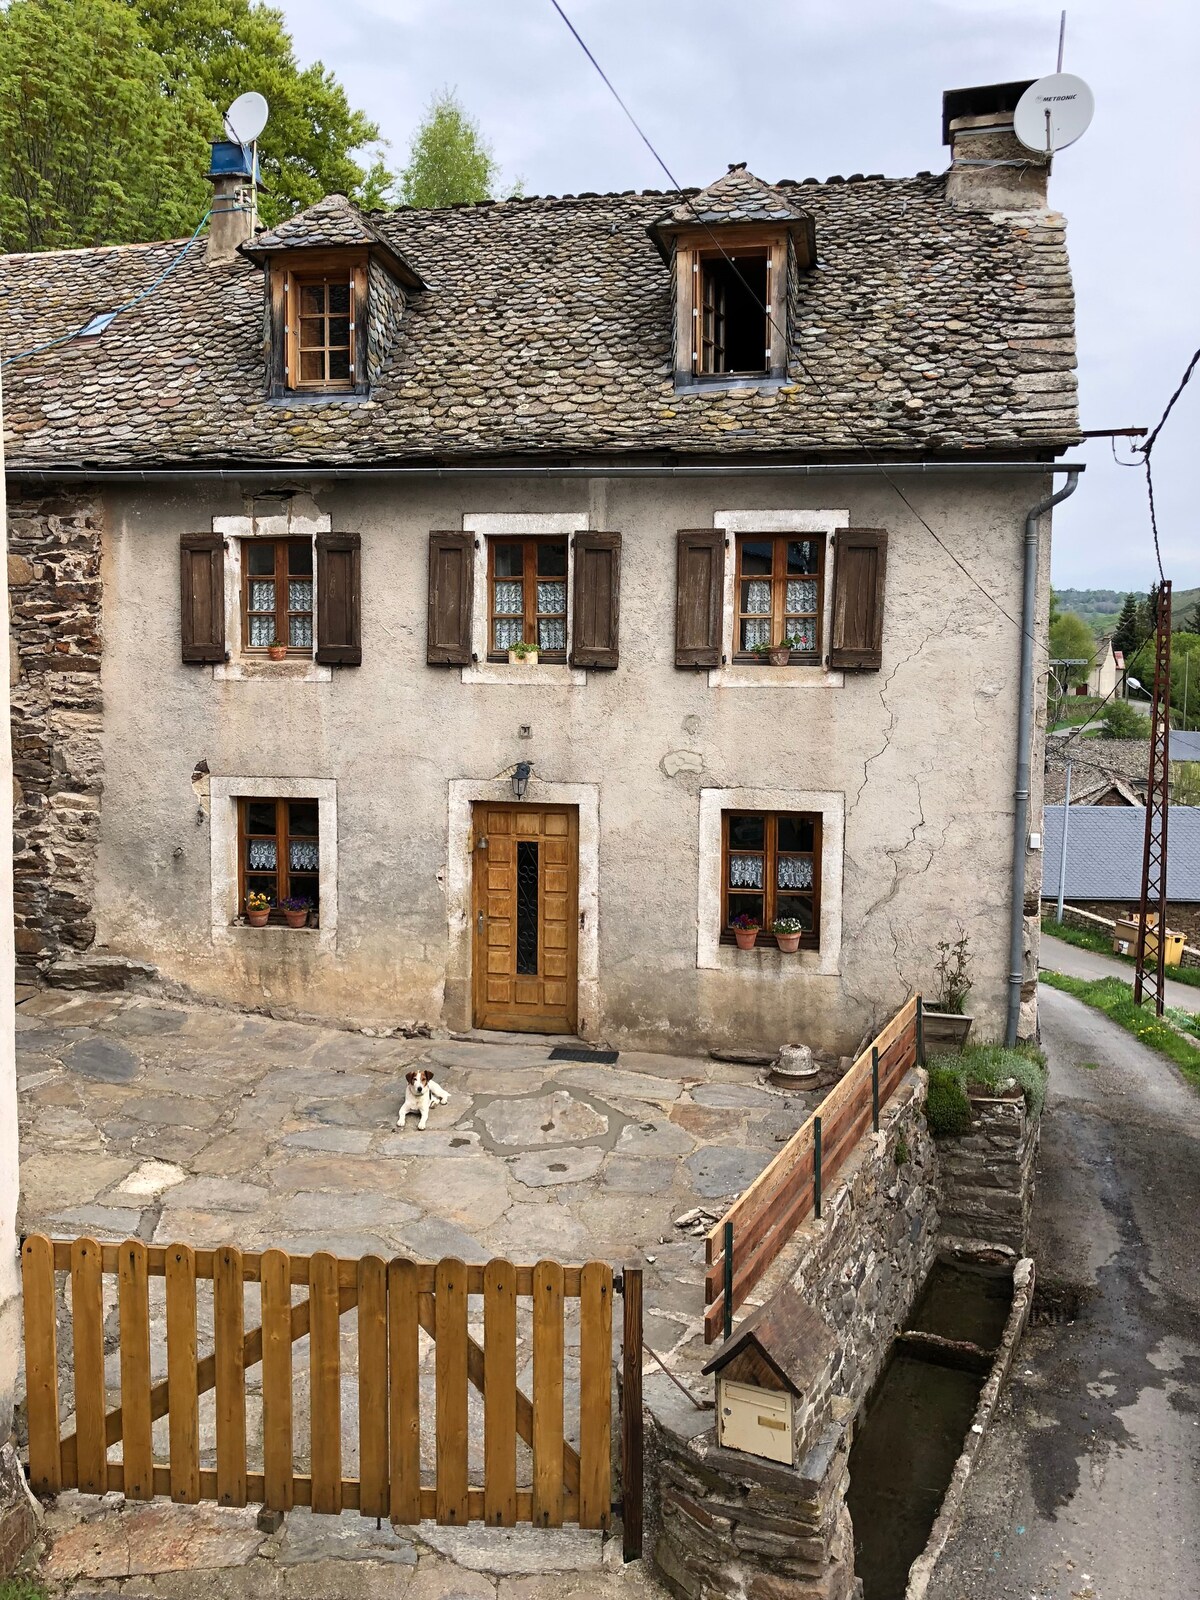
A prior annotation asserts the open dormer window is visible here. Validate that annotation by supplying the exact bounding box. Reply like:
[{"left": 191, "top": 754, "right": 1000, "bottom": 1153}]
[{"left": 698, "top": 250, "right": 769, "bottom": 376}]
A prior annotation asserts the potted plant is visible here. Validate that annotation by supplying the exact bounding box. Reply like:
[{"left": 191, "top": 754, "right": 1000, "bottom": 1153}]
[
  {"left": 508, "top": 640, "right": 539, "bottom": 666},
  {"left": 730, "top": 912, "right": 761, "bottom": 951},
  {"left": 773, "top": 917, "right": 804, "bottom": 953},
  {"left": 267, "top": 638, "right": 287, "bottom": 661},
  {"left": 923, "top": 930, "right": 974, "bottom": 1053},
  {"left": 751, "top": 639, "right": 793, "bottom": 667},
  {"left": 279, "top": 896, "right": 311, "bottom": 929},
  {"left": 245, "top": 891, "right": 271, "bottom": 927}
]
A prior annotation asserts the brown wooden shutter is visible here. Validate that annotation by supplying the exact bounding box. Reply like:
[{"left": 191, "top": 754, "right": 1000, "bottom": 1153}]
[
  {"left": 569, "top": 532, "right": 621, "bottom": 669},
  {"left": 179, "top": 533, "right": 225, "bottom": 664},
  {"left": 427, "top": 531, "right": 475, "bottom": 665},
  {"left": 315, "top": 532, "right": 362, "bottom": 665},
  {"left": 830, "top": 529, "right": 887, "bottom": 670},
  {"left": 675, "top": 529, "right": 725, "bottom": 667}
]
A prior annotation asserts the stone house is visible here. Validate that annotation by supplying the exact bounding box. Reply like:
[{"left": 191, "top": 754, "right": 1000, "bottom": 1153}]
[
  {"left": 1082, "top": 632, "right": 1123, "bottom": 700},
  {"left": 0, "top": 82, "right": 1080, "bottom": 1055}
]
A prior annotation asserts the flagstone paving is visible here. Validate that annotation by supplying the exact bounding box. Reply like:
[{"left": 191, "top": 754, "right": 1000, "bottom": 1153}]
[{"left": 15, "top": 984, "right": 821, "bottom": 1594}]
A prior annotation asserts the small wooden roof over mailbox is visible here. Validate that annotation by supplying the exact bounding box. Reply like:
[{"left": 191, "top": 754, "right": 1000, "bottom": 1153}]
[{"left": 701, "top": 1283, "right": 834, "bottom": 1395}]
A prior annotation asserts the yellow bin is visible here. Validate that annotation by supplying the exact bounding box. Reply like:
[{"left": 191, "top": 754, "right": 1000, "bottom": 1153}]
[{"left": 1114, "top": 917, "right": 1186, "bottom": 967}]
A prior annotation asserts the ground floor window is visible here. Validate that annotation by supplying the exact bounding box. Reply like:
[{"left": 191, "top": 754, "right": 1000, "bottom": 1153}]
[
  {"left": 721, "top": 810, "right": 821, "bottom": 947},
  {"left": 238, "top": 798, "right": 320, "bottom": 923}
]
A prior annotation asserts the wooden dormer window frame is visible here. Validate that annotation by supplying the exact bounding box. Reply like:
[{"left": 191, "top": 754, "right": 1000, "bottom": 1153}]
[
  {"left": 672, "top": 227, "right": 788, "bottom": 387},
  {"left": 268, "top": 249, "right": 369, "bottom": 397}
]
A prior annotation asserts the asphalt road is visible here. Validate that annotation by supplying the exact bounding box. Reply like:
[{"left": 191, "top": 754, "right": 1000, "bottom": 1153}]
[
  {"left": 1040, "top": 928, "right": 1200, "bottom": 1015},
  {"left": 927, "top": 982, "right": 1200, "bottom": 1600}
]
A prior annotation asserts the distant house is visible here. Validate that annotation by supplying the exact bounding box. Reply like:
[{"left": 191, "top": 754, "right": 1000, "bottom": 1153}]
[
  {"left": 1082, "top": 633, "right": 1124, "bottom": 699},
  {"left": 1042, "top": 804, "right": 1200, "bottom": 943},
  {"left": 1044, "top": 739, "right": 1147, "bottom": 807},
  {"left": 1171, "top": 729, "right": 1200, "bottom": 763}
]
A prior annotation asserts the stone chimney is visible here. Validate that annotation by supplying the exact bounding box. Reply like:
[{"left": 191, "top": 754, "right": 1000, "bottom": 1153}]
[
  {"left": 205, "top": 141, "right": 257, "bottom": 265},
  {"left": 942, "top": 81, "right": 1050, "bottom": 210}
]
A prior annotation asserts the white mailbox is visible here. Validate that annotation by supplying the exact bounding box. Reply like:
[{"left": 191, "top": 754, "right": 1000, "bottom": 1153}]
[{"left": 703, "top": 1283, "right": 832, "bottom": 1468}]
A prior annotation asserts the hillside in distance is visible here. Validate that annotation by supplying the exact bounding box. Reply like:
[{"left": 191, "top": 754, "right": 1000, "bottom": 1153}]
[{"left": 1055, "top": 586, "right": 1200, "bottom": 632}]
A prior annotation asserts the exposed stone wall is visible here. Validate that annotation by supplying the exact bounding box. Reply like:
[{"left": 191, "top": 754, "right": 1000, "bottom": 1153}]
[
  {"left": 647, "top": 1074, "right": 938, "bottom": 1600},
  {"left": 1050, "top": 902, "right": 1200, "bottom": 970},
  {"left": 1071, "top": 898, "right": 1200, "bottom": 945},
  {"left": 935, "top": 1092, "right": 1039, "bottom": 1253},
  {"left": 7, "top": 494, "right": 104, "bottom": 973}
]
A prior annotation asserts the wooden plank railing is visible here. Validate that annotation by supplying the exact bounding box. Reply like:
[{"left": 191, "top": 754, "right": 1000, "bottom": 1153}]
[
  {"left": 704, "top": 995, "right": 922, "bottom": 1344},
  {"left": 20, "top": 1238, "right": 622, "bottom": 1533}
]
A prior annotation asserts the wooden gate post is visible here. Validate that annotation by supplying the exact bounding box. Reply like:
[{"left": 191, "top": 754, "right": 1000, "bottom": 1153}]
[{"left": 621, "top": 1264, "right": 643, "bottom": 1562}]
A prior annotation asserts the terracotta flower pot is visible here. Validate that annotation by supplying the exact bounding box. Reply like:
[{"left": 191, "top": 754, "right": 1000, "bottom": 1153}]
[
  {"left": 267, "top": 644, "right": 287, "bottom": 661},
  {"left": 734, "top": 928, "right": 759, "bottom": 950},
  {"left": 768, "top": 645, "right": 791, "bottom": 666},
  {"left": 246, "top": 909, "right": 269, "bottom": 927},
  {"left": 284, "top": 909, "right": 309, "bottom": 929},
  {"left": 775, "top": 933, "right": 802, "bottom": 953}
]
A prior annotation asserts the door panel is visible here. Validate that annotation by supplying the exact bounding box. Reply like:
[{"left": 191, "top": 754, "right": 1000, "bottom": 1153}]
[{"left": 472, "top": 805, "right": 579, "bottom": 1033}]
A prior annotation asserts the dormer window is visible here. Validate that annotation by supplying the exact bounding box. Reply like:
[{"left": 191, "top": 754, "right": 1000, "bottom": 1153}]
[
  {"left": 289, "top": 270, "right": 355, "bottom": 389},
  {"left": 697, "top": 249, "right": 769, "bottom": 376}
]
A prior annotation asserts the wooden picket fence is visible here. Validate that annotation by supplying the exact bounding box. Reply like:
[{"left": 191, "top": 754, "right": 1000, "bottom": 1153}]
[
  {"left": 704, "top": 995, "right": 923, "bottom": 1343},
  {"left": 20, "top": 1240, "right": 643, "bottom": 1555}
]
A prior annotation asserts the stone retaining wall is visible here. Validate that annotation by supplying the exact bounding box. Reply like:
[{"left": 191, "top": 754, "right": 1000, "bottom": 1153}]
[
  {"left": 646, "top": 1073, "right": 938, "bottom": 1600},
  {"left": 1051, "top": 903, "right": 1200, "bottom": 972},
  {"left": 935, "top": 1092, "right": 1039, "bottom": 1254},
  {"left": 7, "top": 494, "right": 104, "bottom": 974}
]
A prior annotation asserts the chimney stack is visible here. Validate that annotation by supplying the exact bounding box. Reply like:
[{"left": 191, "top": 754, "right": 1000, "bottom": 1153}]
[
  {"left": 942, "top": 82, "right": 1049, "bottom": 210},
  {"left": 206, "top": 141, "right": 257, "bottom": 265}
]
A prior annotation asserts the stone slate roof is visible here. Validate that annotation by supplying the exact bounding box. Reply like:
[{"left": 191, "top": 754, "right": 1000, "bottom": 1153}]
[
  {"left": 0, "top": 171, "right": 1079, "bottom": 469},
  {"left": 663, "top": 164, "right": 809, "bottom": 225},
  {"left": 1043, "top": 805, "right": 1200, "bottom": 902},
  {"left": 246, "top": 192, "right": 392, "bottom": 253},
  {"left": 1044, "top": 737, "right": 1150, "bottom": 805}
]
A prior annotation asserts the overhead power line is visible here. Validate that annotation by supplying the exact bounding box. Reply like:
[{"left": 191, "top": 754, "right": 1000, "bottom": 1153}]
[
  {"left": 1136, "top": 344, "right": 1199, "bottom": 586},
  {"left": 548, "top": 0, "right": 1057, "bottom": 648}
]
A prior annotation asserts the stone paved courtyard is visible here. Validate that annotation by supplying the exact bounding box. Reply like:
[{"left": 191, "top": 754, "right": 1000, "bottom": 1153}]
[{"left": 15, "top": 983, "right": 819, "bottom": 1596}]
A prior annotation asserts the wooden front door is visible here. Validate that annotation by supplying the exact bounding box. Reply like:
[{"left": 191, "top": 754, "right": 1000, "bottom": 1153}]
[{"left": 472, "top": 804, "right": 579, "bottom": 1034}]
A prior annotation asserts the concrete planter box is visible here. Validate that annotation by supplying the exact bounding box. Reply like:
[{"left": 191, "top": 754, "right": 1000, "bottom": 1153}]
[{"left": 922, "top": 1007, "right": 973, "bottom": 1055}]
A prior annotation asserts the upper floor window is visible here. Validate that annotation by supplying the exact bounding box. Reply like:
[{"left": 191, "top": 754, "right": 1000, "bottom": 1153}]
[
  {"left": 722, "top": 811, "right": 821, "bottom": 947},
  {"left": 488, "top": 539, "right": 568, "bottom": 659},
  {"left": 243, "top": 538, "right": 314, "bottom": 654},
  {"left": 736, "top": 535, "right": 823, "bottom": 660},
  {"left": 699, "top": 250, "right": 769, "bottom": 376},
  {"left": 288, "top": 272, "right": 353, "bottom": 390}
]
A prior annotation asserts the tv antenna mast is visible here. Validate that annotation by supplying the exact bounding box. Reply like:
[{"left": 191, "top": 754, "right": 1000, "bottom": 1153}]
[{"left": 1013, "top": 12, "right": 1095, "bottom": 156}]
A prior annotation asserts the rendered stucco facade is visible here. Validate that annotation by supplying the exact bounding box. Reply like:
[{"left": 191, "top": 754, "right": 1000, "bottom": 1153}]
[{"left": 42, "top": 466, "right": 1058, "bottom": 1056}]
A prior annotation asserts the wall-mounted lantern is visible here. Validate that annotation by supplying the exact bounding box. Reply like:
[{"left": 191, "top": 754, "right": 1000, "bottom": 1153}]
[{"left": 511, "top": 761, "right": 532, "bottom": 800}]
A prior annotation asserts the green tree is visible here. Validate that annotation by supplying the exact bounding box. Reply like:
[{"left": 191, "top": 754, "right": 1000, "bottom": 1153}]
[
  {"left": 130, "top": 0, "right": 388, "bottom": 225},
  {"left": 0, "top": 0, "right": 209, "bottom": 251},
  {"left": 1112, "top": 592, "right": 1141, "bottom": 658},
  {"left": 396, "top": 89, "right": 518, "bottom": 209},
  {"left": 1100, "top": 699, "right": 1151, "bottom": 740},
  {"left": 1049, "top": 611, "right": 1096, "bottom": 687},
  {"left": 1171, "top": 632, "right": 1200, "bottom": 731}
]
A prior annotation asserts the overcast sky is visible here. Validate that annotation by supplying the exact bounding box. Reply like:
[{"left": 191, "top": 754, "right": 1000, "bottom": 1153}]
[{"left": 280, "top": 0, "right": 1199, "bottom": 598}]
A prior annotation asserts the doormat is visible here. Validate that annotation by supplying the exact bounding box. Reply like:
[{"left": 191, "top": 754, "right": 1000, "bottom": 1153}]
[{"left": 548, "top": 1046, "right": 620, "bottom": 1064}]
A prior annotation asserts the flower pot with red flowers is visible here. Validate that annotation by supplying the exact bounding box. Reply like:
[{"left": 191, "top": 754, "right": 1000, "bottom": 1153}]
[
  {"left": 752, "top": 639, "right": 793, "bottom": 667},
  {"left": 245, "top": 891, "right": 271, "bottom": 927},
  {"left": 267, "top": 639, "right": 287, "bottom": 661},
  {"left": 279, "top": 896, "right": 311, "bottom": 928},
  {"left": 730, "top": 912, "right": 760, "bottom": 950},
  {"left": 773, "top": 917, "right": 804, "bottom": 953}
]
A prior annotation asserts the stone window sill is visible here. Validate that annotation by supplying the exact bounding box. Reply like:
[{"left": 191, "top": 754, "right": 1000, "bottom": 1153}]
[
  {"left": 707, "top": 663, "right": 844, "bottom": 690},
  {"left": 461, "top": 661, "right": 587, "bottom": 686},
  {"left": 213, "top": 658, "right": 332, "bottom": 683}
]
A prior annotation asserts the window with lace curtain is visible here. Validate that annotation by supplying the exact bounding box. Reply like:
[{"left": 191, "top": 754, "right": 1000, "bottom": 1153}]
[
  {"left": 241, "top": 539, "right": 314, "bottom": 655},
  {"left": 488, "top": 539, "right": 569, "bottom": 659},
  {"left": 735, "top": 534, "right": 823, "bottom": 660},
  {"left": 238, "top": 798, "right": 320, "bottom": 922},
  {"left": 722, "top": 811, "right": 820, "bottom": 947}
]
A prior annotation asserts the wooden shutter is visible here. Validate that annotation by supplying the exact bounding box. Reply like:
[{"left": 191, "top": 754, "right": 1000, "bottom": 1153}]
[
  {"left": 315, "top": 532, "right": 362, "bottom": 665},
  {"left": 675, "top": 529, "right": 725, "bottom": 667},
  {"left": 830, "top": 529, "right": 887, "bottom": 670},
  {"left": 570, "top": 532, "right": 621, "bottom": 669},
  {"left": 427, "top": 531, "right": 475, "bottom": 665},
  {"left": 179, "top": 533, "right": 225, "bottom": 664}
]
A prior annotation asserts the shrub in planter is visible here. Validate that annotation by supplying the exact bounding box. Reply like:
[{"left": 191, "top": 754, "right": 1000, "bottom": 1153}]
[
  {"left": 925, "top": 1065, "right": 974, "bottom": 1137},
  {"left": 773, "top": 916, "right": 804, "bottom": 953},
  {"left": 508, "top": 640, "right": 539, "bottom": 665},
  {"left": 924, "top": 929, "right": 975, "bottom": 1052},
  {"left": 279, "top": 896, "right": 311, "bottom": 928},
  {"left": 245, "top": 891, "right": 271, "bottom": 927},
  {"left": 730, "top": 912, "right": 761, "bottom": 951}
]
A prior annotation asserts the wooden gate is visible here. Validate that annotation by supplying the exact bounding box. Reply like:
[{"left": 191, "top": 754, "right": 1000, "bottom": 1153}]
[{"left": 21, "top": 1239, "right": 643, "bottom": 1555}]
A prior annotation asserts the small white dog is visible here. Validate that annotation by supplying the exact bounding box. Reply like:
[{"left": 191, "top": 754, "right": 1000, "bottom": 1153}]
[{"left": 398, "top": 1067, "right": 450, "bottom": 1130}]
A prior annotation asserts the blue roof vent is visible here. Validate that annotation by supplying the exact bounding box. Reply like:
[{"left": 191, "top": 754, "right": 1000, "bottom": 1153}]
[{"left": 207, "top": 140, "right": 258, "bottom": 182}]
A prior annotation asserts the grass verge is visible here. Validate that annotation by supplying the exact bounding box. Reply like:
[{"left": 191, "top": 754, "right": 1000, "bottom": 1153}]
[
  {"left": 1042, "top": 919, "right": 1200, "bottom": 991},
  {"left": 1040, "top": 971, "right": 1200, "bottom": 1088},
  {"left": 926, "top": 1042, "right": 1048, "bottom": 1138},
  {"left": 0, "top": 1579, "right": 49, "bottom": 1600}
]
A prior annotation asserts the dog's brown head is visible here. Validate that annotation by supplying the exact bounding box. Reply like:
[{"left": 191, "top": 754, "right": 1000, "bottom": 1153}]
[{"left": 405, "top": 1069, "right": 434, "bottom": 1092}]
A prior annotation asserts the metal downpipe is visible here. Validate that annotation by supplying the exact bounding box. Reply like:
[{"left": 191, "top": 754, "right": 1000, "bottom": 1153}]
[{"left": 1006, "top": 467, "right": 1080, "bottom": 1046}]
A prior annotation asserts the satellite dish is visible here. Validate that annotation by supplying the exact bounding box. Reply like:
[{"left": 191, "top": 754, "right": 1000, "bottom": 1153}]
[
  {"left": 224, "top": 91, "right": 269, "bottom": 145},
  {"left": 1014, "top": 73, "right": 1094, "bottom": 153}
]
